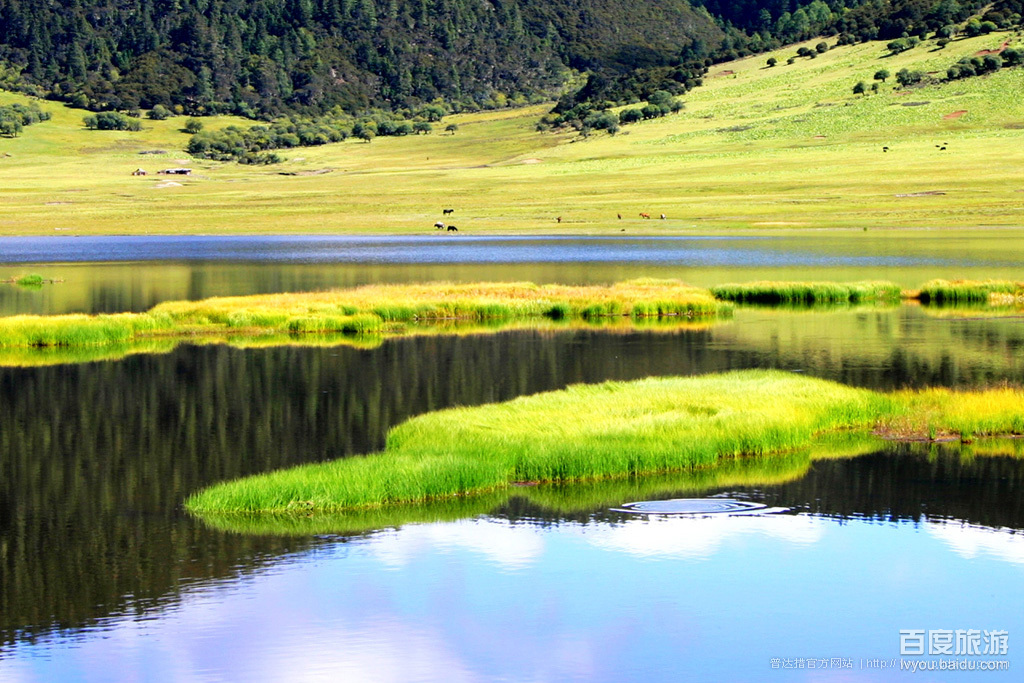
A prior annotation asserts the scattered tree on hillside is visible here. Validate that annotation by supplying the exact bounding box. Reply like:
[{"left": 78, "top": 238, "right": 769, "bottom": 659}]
[
  {"left": 895, "top": 68, "right": 924, "bottom": 86},
  {"left": 853, "top": 80, "right": 867, "bottom": 95},
  {"left": 874, "top": 69, "right": 890, "bottom": 83},
  {"left": 83, "top": 112, "right": 142, "bottom": 131}
]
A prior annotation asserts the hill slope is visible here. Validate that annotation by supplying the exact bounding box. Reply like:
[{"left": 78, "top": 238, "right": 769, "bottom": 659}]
[
  {"left": 0, "top": 0, "right": 723, "bottom": 116},
  {"left": 0, "top": 30, "right": 1022, "bottom": 234}
]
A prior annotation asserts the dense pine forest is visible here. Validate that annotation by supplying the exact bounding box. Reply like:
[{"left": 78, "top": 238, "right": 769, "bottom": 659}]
[{"left": 0, "top": 0, "right": 1020, "bottom": 119}]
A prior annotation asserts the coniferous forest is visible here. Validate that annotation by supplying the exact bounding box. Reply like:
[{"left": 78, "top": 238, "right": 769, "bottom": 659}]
[{"left": 0, "top": 0, "right": 1020, "bottom": 118}]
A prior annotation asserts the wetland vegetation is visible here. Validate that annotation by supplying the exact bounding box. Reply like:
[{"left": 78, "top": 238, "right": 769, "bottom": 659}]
[
  {"left": 187, "top": 369, "right": 1024, "bottom": 515},
  {"left": 0, "top": 279, "right": 729, "bottom": 353}
]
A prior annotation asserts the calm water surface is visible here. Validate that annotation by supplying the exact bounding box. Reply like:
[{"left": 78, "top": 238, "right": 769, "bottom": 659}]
[
  {"left": 1, "top": 235, "right": 1023, "bottom": 680},
  {"left": 2, "top": 231, "right": 1024, "bottom": 314}
]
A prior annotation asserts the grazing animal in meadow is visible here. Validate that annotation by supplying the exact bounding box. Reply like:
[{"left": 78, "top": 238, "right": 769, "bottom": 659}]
[
  {"left": 617, "top": 213, "right": 622, "bottom": 219},
  {"left": 443, "top": 208, "right": 455, "bottom": 216},
  {"left": 882, "top": 146, "right": 889, "bottom": 152},
  {"left": 434, "top": 221, "right": 445, "bottom": 229},
  {"left": 639, "top": 212, "right": 651, "bottom": 219},
  {"left": 939, "top": 146, "right": 946, "bottom": 151},
  {"left": 660, "top": 214, "right": 666, "bottom": 219},
  {"left": 556, "top": 216, "right": 562, "bottom": 223},
  {"left": 447, "top": 224, "right": 458, "bottom": 231}
]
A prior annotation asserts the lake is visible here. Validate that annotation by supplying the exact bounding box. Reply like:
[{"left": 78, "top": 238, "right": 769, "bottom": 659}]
[
  {"left": 2, "top": 231, "right": 1024, "bottom": 315},
  {"left": 0, "top": 233, "right": 1022, "bottom": 680}
]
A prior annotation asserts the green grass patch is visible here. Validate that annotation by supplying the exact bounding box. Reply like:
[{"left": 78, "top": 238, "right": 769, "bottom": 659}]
[
  {"left": 916, "top": 279, "right": 1024, "bottom": 305},
  {"left": 14, "top": 274, "right": 43, "bottom": 287},
  {"left": 0, "top": 279, "right": 731, "bottom": 352},
  {"left": 711, "top": 280, "right": 902, "bottom": 305},
  {"left": 185, "top": 369, "right": 895, "bottom": 514},
  {"left": 187, "top": 370, "right": 1024, "bottom": 516}
]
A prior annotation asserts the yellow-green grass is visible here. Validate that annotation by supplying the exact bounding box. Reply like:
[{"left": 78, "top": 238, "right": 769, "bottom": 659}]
[
  {"left": 195, "top": 445, "right": 836, "bottom": 535},
  {"left": 2, "top": 32, "right": 1024, "bottom": 234},
  {"left": 0, "top": 316, "right": 719, "bottom": 367},
  {"left": 186, "top": 369, "right": 895, "bottom": 514},
  {"left": 880, "top": 385, "right": 1024, "bottom": 442},
  {"left": 186, "top": 370, "right": 1024, "bottom": 515},
  {"left": 201, "top": 433, "right": 891, "bottom": 536},
  {"left": 711, "top": 280, "right": 902, "bottom": 304},
  {"left": 916, "top": 279, "right": 1024, "bottom": 305},
  {"left": 0, "top": 279, "right": 729, "bottom": 351}
]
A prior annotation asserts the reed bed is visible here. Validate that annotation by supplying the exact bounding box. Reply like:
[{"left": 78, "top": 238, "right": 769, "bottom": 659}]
[
  {"left": 710, "top": 280, "right": 902, "bottom": 305},
  {"left": 195, "top": 452, "right": 816, "bottom": 535},
  {"left": 195, "top": 433, "right": 890, "bottom": 535},
  {"left": 880, "top": 385, "right": 1024, "bottom": 442},
  {"left": 0, "top": 280, "right": 730, "bottom": 350},
  {"left": 187, "top": 371, "right": 1024, "bottom": 516},
  {"left": 186, "top": 370, "right": 893, "bottom": 514},
  {"left": 916, "top": 279, "right": 1024, "bottom": 305}
]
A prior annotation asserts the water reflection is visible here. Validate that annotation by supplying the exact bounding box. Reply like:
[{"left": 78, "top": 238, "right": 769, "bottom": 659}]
[
  {"left": 4, "top": 231, "right": 1024, "bottom": 315},
  {"left": 1, "top": 306, "right": 1023, "bottom": 675},
  {"left": 4, "top": 470, "right": 1022, "bottom": 681}
]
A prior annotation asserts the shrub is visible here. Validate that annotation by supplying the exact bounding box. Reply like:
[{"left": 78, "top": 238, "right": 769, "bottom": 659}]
[
  {"left": 147, "top": 104, "right": 171, "bottom": 120},
  {"left": 83, "top": 111, "right": 141, "bottom": 131},
  {"left": 183, "top": 117, "right": 204, "bottom": 134}
]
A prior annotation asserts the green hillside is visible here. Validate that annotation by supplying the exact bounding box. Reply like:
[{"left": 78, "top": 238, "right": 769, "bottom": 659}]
[{"left": 0, "top": 30, "right": 1022, "bottom": 234}]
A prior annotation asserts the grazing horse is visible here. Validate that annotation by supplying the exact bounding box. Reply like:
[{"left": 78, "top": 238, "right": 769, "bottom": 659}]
[
  {"left": 556, "top": 216, "right": 562, "bottom": 223},
  {"left": 617, "top": 213, "right": 622, "bottom": 219},
  {"left": 447, "top": 224, "right": 458, "bottom": 232},
  {"left": 660, "top": 214, "right": 666, "bottom": 220},
  {"left": 443, "top": 208, "right": 455, "bottom": 216},
  {"left": 639, "top": 212, "right": 651, "bottom": 219},
  {"left": 434, "top": 221, "right": 445, "bottom": 229}
]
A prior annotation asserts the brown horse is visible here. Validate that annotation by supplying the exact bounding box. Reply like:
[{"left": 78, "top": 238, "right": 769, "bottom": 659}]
[{"left": 639, "top": 212, "right": 651, "bottom": 219}]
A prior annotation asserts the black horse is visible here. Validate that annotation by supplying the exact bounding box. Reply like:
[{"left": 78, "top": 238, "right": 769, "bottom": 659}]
[
  {"left": 443, "top": 208, "right": 455, "bottom": 216},
  {"left": 447, "top": 224, "right": 458, "bottom": 232}
]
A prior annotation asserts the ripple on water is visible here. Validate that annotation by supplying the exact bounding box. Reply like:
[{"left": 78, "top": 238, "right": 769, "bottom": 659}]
[{"left": 613, "top": 498, "right": 788, "bottom": 516}]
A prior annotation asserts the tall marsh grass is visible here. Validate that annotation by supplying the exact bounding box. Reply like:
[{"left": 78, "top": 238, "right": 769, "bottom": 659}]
[
  {"left": 186, "top": 370, "right": 894, "bottom": 514},
  {"left": 710, "top": 281, "right": 902, "bottom": 305},
  {"left": 916, "top": 279, "right": 1024, "bottom": 305},
  {"left": 188, "top": 370, "right": 1024, "bottom": 516},
  {"left": 882, "top": 385, "right": 1024, "bottom": 441},
  {"left": 0, "top": 280, "right": 731, "bottom": 350}
]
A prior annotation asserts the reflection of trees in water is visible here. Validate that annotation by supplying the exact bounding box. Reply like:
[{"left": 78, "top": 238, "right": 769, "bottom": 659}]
[
  {"left": 754, "top": 444, "right": 1024, "bottom": 531},
  {"left": 1, "top": 317, "right": 1023, "bottom": 647}
]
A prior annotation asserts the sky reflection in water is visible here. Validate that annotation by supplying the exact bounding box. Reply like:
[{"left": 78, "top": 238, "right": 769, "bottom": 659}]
[{"left": 4, "top": 513, "right": 1021, "bottom": 682}]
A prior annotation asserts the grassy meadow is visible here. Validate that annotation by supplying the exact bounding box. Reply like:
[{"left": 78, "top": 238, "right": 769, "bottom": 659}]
[
  {"left": 186, "top": 369, "right": 1024, "bottom": 515},
  {"left": 2, "top": 32, "right": 1024, "bottom": 234}
]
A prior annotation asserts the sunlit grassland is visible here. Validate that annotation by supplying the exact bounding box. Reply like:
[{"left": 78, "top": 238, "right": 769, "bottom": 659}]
[
  {"left": 2, "top": 32, "right": 1023, "bottom": 234},
  {"left": 0, "top": 279, "right": 730, "bottom": 359},
  {"left": 916, "top": 278, "right": 1024, "bottom": 304},
  {"left": 881, "top": 385, "right": 1024, "bottom": 441},
  {"left": 186, "top": 370, "right": 895, "bottom": 513},
  {"left": 711, "top": 280, "right": 902, "bottom": 304},
  {"left": 187, "top": 369, "right": 1024, "bottom": 516},
  {"left": 197, "top": 436, "right": 887, "bottom": 535}
]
